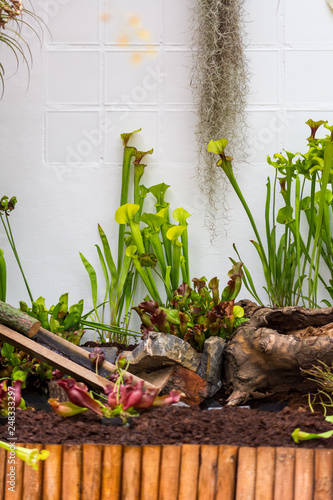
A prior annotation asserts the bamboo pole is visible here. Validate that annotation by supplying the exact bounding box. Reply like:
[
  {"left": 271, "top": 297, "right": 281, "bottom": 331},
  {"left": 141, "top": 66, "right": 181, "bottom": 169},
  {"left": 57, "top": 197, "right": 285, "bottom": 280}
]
[
  {"left": 198, "top": 445, "right": 219, "bottom": 500},
  {"left": 159, "top": 445, "right": 181, "bottom": 500},
  {"left": 294, "top": 448, "right": 314, "bottom": 500},
  {"left": 235, "top": 447, "right": 256, "bottom": 500},
  {"left": 42, "top": 445, "right": 62, "bottom": 500},
  {"left": 140, "top": 446, "right": 161, "bottom": 500},
  {"left": 62, "top": 445, "right": 82, "bottom": 500},
  {"left": 314, "top": 449, "right": 333, "bottom": 500},
  {"left": 255, "top": 447, "right": 275, "bottom": 500},
  {"left": 0, "top": 447, "right": 6, "bottom": 500},
  {"left": 121, "top": 446, "right": 141, "bottom": 500},
  {"left": 101, "top": 445, "right": 123, "bottom": 500},
  {"left": 22, "top": 443, "right": 43, "bottom": 500},
  {"left": 82, "top": 444, "right": 102, "bottom": 500},
  {"left": 215, "top": 445, "right": 238, "bottom": 500},
  {"left": 274, "top": 448, "right": 295, "bottom": 500},
  {"left": 4, "top": 443, "right": 24, "bottom": 500},
  {"left": 178, "top": 444, "right": 200, "bottom": 500}
]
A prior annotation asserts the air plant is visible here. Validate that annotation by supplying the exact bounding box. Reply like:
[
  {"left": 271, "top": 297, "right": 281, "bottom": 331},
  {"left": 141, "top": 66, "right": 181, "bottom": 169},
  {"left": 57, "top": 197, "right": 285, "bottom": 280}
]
[
  {"left": 0, "top": 1, "right": 45, "bottom": 98},
  {"left": 190, "top": 0, "right": 249, "bottom": 236}
]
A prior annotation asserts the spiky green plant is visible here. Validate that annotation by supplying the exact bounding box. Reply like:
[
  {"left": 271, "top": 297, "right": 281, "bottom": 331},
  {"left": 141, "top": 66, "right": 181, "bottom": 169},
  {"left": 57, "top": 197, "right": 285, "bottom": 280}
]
[{"left": 0, "top": 1, "right": 44, "bottom": 97}]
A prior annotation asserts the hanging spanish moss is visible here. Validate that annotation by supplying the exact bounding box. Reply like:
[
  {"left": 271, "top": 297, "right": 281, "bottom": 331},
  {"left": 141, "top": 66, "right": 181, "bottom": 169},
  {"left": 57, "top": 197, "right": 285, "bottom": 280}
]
[{"left": 191, "top": 0, "right": 249, "bottom": 236}]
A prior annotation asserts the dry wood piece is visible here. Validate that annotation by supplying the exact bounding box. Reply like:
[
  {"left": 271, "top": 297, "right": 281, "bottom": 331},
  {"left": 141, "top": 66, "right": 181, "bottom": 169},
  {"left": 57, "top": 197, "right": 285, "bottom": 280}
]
[
  {"left": 224, "top": 302, "right": 333, "bottom": 405},
  {"left": 101, "top": 445, "right": 122, "bottom": 500},
  {"left": 140, "top": 446, "right": 161, "bottom": 500},
  {"left": 274, "top": 448, "right": 295, "bottom": 500},
  {"left": 216, "top": 445, "right": 238, "bottom": 500},
  {"left": 178, "top": 445, "right": 200, "bottom": 500},
  {"left": 42, "top": 444, "right": 62, "bottom": 500},
  {"left": 0, "top": 301, "right": 41, "bottom": 338},
  {"left": 82, "top": 444, "right": 102, "bottom": 500}
]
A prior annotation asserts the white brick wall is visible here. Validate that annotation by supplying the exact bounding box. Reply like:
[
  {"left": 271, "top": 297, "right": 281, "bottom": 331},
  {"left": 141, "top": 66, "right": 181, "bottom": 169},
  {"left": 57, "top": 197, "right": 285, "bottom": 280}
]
[{"left": 1, "top": 0, "right": 333, "bottom": 326}]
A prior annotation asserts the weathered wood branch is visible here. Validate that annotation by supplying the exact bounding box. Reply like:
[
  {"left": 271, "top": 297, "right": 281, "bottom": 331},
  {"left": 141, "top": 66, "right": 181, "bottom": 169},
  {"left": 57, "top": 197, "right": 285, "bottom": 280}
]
[
  {"left": 0, "top": 300, "right": 41, "bottom": 337},
  {"left": 224, "top": 302, "right": 333, "bottom": 405}
]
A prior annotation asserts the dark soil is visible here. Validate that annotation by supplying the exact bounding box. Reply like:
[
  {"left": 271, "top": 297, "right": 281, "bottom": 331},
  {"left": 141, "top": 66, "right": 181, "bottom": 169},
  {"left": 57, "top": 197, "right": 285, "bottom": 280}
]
[{"left": 3, "top": 404, "right": 333, "bottom": 449}]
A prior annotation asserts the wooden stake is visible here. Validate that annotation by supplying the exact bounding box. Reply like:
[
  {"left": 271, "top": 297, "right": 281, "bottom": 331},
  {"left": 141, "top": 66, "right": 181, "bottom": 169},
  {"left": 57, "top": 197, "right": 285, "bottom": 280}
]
[
  {"left": 121, "top": 447, "right": 141, "bottom": 500},
  {"left": 294, "top": 448, "right": 314, "bottom": 500},
  {"left": 314, "top": 449, "right": 333, "bottom": 500},
  {"left": 101, "top": 445, "right": 122, "bottom": 500},
  {"left": 274, "top": 448, "right": 295, "bottom": 500},
  {"left": 0, "top": 447, "right": 5, "bottom": 500},
  {"left": 159, "top": 445, "right": 181, "bottom": 500},
  {"left": 255, "top": 447, "right": 275, "bottom": 500},
  {"left": 215, "top": 445, "right": 238, "bottom": 500},
  {"left": 140, "top": 446, "right": 161, "bottom": 500},
  {"left": 178, "top": 444, "right": 200, "bottom": 500},
  {"left": 22, "top": 443, "right": 43, "bottom": 500},
  {"left": 4, "top": 443, "right": 24, "bottom": 500},
  {"left": 198, "top": 445, "right": 219, "bottom": 500},
  {"left": 82, "top": 444, "right": 102, "bottom": 500},
  {"left": 62, "top": 445, "right": 82, "bottom": 500},
  {"left": 42, "top": 445, "right": 62, "bottom": 500},
  {"left": 235, "top": 447, "right": 256, "bottom": 500}
]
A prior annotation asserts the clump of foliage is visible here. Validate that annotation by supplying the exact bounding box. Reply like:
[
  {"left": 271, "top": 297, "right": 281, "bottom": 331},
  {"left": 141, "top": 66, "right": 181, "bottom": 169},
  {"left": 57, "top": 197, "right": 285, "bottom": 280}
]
[
  {"left": 208, "top": 121, "right": 333, "bottom": 308},
  {"left": 133, "top": 261, "right": 247, "bottom": 352},
  {"left": 19, "top": 293, "right": 85, "bottom": 345},
  {"left": 0, "top": 341, "right": 52, "bottom": 389},
  {"left": 190, "top": 0, "right": 249, "bottom": 235}
]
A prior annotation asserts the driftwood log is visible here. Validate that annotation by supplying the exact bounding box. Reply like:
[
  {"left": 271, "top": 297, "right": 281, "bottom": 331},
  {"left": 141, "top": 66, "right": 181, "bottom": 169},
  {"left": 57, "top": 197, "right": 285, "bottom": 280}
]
[{"left": 224, "top": 300, "right": 333, "bottom": 405}]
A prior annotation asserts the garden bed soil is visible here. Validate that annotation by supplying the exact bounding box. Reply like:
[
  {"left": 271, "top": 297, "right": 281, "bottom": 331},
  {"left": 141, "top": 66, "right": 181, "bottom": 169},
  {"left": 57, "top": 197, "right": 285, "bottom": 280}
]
[{"left": 3, "top": 404, "right": 333, "bottom": 449}]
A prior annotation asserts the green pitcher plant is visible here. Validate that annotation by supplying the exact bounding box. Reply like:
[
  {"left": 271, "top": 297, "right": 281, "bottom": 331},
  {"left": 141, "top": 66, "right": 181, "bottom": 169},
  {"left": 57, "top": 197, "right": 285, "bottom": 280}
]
[
  {"left": 80, "top": 130, "right": 192, "bottom": 342},
  {"left": 208, "top": 120, "right": 333, "bottom": 308}
]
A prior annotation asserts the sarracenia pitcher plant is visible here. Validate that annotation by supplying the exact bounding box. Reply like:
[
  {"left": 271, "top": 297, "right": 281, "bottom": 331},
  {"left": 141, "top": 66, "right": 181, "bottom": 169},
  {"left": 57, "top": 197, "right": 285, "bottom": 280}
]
[
  {"left": 80, "top": 130, "right": 192, "bottom": 342},
  {"left": 208, "top": 121, "right": 333, "bottom": 308}
]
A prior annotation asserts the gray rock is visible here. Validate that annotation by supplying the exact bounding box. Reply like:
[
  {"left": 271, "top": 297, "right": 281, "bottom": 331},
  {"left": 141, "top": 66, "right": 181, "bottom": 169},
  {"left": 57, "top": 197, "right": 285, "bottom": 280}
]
[
  {"left": 196, "top": 337, "right": 225, "bottom": 396},
  {"left": 123, "top": 332, "right": 202, "bottom": 374}
]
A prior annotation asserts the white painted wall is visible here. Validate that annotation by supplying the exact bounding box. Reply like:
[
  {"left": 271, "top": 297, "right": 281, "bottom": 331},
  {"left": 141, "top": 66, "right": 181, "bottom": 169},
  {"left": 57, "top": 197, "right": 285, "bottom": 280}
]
[{"left": 1, "top": 0, "right": 333, "bottom": 334}]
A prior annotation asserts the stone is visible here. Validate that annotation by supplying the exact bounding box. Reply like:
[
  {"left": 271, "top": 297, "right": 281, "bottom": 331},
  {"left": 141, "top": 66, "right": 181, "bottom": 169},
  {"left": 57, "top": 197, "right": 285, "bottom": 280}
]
[
  {"left": 158, "top": 364, "right": 211, "bottom": 405},
  {"left": 196, "top": 336, "right": 225, "bottom": 396},
  {"left": 123, "top": 332, "right": 202, "bottom": 374}
]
